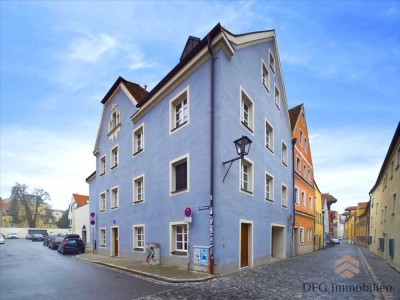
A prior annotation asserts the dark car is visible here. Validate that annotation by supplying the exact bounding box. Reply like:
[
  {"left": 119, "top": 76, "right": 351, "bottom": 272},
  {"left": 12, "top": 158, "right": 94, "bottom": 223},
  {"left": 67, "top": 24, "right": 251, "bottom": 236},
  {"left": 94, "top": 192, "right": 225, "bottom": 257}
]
[
  {"left": 32, "top": 234, "right": 44, "bottom": 242},
  {"left": 48, "top": 236, "right": 64, "bottom": 250},
  {"left": 58, "top": 239, "right": 85, "bottom": 254},
  {"left": 64, "top": 234, "right": 80, "bottom": 240},
  {"left": 44, "top": 234, "right": 55, "bottom": 246}
]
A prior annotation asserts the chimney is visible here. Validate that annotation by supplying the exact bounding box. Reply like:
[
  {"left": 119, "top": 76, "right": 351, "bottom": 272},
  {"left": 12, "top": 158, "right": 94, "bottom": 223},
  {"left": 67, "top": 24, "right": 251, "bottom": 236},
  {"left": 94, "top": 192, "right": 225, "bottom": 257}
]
[{"left": 144, "top": 85, "right": 147, "bottom": 91}]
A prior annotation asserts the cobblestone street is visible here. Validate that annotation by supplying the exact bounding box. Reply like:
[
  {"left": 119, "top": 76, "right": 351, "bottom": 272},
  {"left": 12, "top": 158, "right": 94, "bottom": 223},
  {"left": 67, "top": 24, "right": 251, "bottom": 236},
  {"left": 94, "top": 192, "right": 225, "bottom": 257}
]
[{"left": 137, "top": 243, "right": 400, "bottom": 299}]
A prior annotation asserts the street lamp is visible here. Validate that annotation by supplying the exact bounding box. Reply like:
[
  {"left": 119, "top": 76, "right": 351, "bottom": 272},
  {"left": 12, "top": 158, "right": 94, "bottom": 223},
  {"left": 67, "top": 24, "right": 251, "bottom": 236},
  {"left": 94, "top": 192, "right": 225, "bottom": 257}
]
[{"left": 222, "top": 135, "right": 252, "bottom": 182}]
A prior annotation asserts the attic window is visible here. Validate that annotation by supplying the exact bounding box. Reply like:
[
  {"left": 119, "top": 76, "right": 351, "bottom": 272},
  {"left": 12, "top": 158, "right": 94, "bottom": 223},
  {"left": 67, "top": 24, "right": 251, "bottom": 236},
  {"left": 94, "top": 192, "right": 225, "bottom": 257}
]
[
  {"left": 109, "top": 105, "right": 120, "bottom": 133},
  {"left": 180, "top": 36, "right": 201, "bottom": 61},
  {"left": 269, "top": 51, "right": 275, "bottom": 73}
]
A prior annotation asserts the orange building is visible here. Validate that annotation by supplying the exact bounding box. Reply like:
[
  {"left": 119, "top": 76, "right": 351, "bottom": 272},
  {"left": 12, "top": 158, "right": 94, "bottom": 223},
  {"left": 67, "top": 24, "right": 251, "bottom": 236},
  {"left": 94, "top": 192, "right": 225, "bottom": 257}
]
[{"left": 289, "top": 104, "right": 315, "bottom": 255}]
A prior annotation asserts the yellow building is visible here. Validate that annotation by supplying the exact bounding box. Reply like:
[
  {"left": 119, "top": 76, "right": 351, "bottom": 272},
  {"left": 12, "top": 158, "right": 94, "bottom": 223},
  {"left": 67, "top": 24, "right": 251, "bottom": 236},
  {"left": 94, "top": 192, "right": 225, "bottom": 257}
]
[
  {"left": 369, "top": 122, "right": 400, "bottom": 272},
  {"left": 355, "top": 202, "right": 369, "bottom": 247},
  {"left": 343, "top": 206, "right": 357, "bottom": 244},
  {"left": 314, "top": 181, "right": 323, "bottom": 250}
]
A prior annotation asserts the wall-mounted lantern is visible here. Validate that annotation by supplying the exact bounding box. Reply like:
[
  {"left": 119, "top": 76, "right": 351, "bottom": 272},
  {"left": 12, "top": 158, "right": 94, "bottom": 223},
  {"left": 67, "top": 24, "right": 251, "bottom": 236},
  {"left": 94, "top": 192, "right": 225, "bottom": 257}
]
[{"left": 222, "top": 135, "right": 252, "bottom": 182}]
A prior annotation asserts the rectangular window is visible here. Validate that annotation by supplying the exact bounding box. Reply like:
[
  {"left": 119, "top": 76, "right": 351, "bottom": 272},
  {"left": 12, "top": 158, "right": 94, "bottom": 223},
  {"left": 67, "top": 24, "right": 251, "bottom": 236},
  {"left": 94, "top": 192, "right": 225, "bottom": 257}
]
[
  {"left": 133, "top": 225, "right": 145, "bottom": 251},
  {"left": 303, "top": 165, "right": 307, "bottom": 179},
  {"left": 308, "top": 169, "right": 311, "bottom": 183},
  {"left": 309, "top": 196, "right": 313, "bottom": 211},
  {"left": 133, "top": 175, "right": 145, "bottom": 203},
  {"left": 109, "top": 106, "right": 120, "bottom": 133},
  {"left": 269, "top": 50, "right": 275, "bottom": 73},
  {"left": 171, "top": 223, "right": 188, "bottom": 254},
  {"left": 393, "top": 193, "right": 397, "bottom": 215},
  {"left": 111, "top": 145, "right": 118, "bottom": 169},
  {"left": 299, "top": 130, "right": 303, "bottom": 147},
  {"left": 100, "top": 192, "right": 106, "bottom": 212},
  {"left": 301, "top": 190, "right": 306, "bottom": 207},
  {"left": 262, "top": 61, "right": 270, "bottom": 92},
  {"left": 300, "top": 227, "right": 304, "bottom": 244},
  {"left": 240, "top": 88, "right": 254, "bottom": 133},
  {"left": 100, "top": 228, "right": 106, "bottom": 247},
  {"left": 304, "top": 138, "right": 308, "bottom": 153},
  {"left": 265, "top": 172, "right": 274, "bottom": 201},
  {"left": 170, "top": 154, "right": 189, "bottom": 194},
  {"left": 133, "top": 124, "right": 144, "bottom": 156},
  {"left": 390, "top": 160, "right": 394, "bottom": 179},
  {"left": 296, "top": 157, "right": 301, "bottom": 172},
  {"left": 240, "top": 158, "right": 253, "bottom": 194},
  {"left": 170, "top": 87, "right": 189, "bottom": 133},
  {"left": 100, "top": 156, "right": 106, "bottom": 175},
  {"left": 295, "top": 186, "right": 299, "bottom": 205},
  {"left": 111, "top": 187, "right": 119, "bottom": 209},
  {"left": 274, "top": 85, "right": 280, "bottom": 110},
  {"left": 265, "top": 120, "right": 274, "bottom": 152},
  {"left": 281, "top": 141, "right": 288, "bottom": 166},
  {"left": 281, "top": 184, "right": 288, "bottom": 207}
]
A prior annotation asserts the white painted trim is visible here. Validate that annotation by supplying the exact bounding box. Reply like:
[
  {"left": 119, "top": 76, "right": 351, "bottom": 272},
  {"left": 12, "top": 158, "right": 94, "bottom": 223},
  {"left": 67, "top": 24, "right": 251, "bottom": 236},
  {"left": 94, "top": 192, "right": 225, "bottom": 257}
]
[
  {"left": 239, "top": 156, "right": 254, "bottom": 196},
  {"left": 264, "top": 118, "right": 274, "bottom": 155},
  {"left": 274, "top": 83, "right": 281, "bottom": 110},
  {"left": 281, "top": 183, "right": 288, "bottom": 208},
  {"left": 270, "top": 223, "right": 286, "bottom": 259},
  {"left": 110, "top": 185, "right": 119, "bottom": 210},
  {"left": 110, "top": 225, "right": 119, "bottom": 257},
  {"left": 133, "top": 174, "right": 145, "bottom": 204},
  {"left": 110, "top": 144, "right": 119, "bottom": 170},
  {"left": 133, "top": 224, "right": 145, "bottom": 251},
  {"left": 269, "top": 49, "right": 276, "bottom": 74},
  {"left": 265, "top": 171, "right": 274, "bottom": 202},
  {"left": 169, "top": 153, "right": 190, "bottom": 196},
  {"left": 169, "top": 86, "right": 190, "bottom": 134},
  {"left": 169, "top": 221, "right": 188, "bottom": 255},
  {"left": 239, "top": 86, "right": 255, "bottom": 135},
  {"left": 261, "top": 58, "right": 270, "bottom": 93},
  {"left": 99, "top": 191, "right": 107, "bottom": 212},
  {"left": 99, "top": 227, "right": 106, "bottom": 247},
  {"left": 132, "top": 123, "right": 145, "bottom": 157},
  {"left": 281, "top": 140, "right": 288, "bottom": 167}
]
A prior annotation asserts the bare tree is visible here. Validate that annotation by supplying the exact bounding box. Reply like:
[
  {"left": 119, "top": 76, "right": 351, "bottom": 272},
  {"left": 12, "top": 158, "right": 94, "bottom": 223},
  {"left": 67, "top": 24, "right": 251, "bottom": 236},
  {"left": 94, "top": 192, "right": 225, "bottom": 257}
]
[{"left": 10, "top": 183, "right": 52, "bottom": 228}]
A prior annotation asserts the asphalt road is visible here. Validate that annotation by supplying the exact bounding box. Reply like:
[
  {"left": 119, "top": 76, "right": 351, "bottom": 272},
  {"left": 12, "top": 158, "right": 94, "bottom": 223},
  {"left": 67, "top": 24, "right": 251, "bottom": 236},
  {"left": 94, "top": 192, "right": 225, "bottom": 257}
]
[{"left": 0, "top": 239, "right": 173, "bottom": 300}]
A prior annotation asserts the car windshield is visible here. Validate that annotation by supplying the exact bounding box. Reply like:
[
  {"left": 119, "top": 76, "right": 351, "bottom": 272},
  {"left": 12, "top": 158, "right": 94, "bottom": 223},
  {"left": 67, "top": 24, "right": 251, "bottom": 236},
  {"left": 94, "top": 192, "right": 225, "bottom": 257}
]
[{"left": 55, "top": 237, "right": 64, "bottom": 241}]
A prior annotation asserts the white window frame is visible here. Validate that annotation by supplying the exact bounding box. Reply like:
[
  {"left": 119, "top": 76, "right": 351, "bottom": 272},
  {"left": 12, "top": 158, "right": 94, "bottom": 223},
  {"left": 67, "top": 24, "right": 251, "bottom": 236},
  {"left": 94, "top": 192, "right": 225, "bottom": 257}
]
[
  {"left": 274, "top": 84, "right": 280, "bottom": 110},
  {"left": 265, "top": 172, "right": 274, "bottom": 202},
  {"left": 133, "top": 224, "right": 145, "bottom": 251},
  {"left": 309, "top": 196, "right": 313, "bottom": 211},
  {"left": 295, "top": 186, "right": 300, "bottom": 205},
  {"left": 281, "top": 141, "right": 288, "bottom": 166},
  {"left": 99, "top": 192, "right": 106, "bottom": 212},
  {"left": 240, "top": 157, "right": 254, "bottom": 195},
  {"left": 169, "top": 221, "right": 188, "bottom": 254},
  {"left": 169, "top": 87, "right": 189, "bottom": 134},
  {"left": 265, "top": 119, "right": 274, "bottom": 153},
  {"left": 99, "top": 228, "right": 106, "bottom": 247},
  {"left": 110, "top": 145, "right": 119, "bottom": 169},
  {"left": 296, "top": 156, "right": 301, "bottom": 172},
  {"left": 301, "top": 190, "right": 306, "bottom": 207},
  {"left": 108, "top": 105, "right": 120, "bottom": 133},
  {"left": 110, "top": 186, "right": 119, "bottom": 209},
  {"left": 100, "top": 155, "right": 106, "bottom": 175},
  {"left": 281, "top": 184, "right": 288, "bottom": 208},
  {"left": 261, "top": 59, "right": 270, "bottom": 92},
  {"left": 170, "top": 154, "right": 190, "bottom": 195},
  {"left": 133, "top": 124, "right": 144, "bottom": 156},
  {"left": 133, "top": 174, "right": 145, "bottom": 204},
  {"left": 269, "top": 50, "right": 275, "bottom": 73},
  {"left": 240, "top": 87, "right": 254, "bottom": 134}
]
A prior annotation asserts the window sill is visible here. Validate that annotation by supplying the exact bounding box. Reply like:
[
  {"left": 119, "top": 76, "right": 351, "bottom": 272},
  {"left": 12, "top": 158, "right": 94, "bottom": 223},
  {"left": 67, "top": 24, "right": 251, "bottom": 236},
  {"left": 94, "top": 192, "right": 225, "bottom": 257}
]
[
  {"left": 171, "top": 121, "right": 188, "bottom": 133},
  {"left": 282, "top": 205, "right": 288, "bottom": 208},
  {"left": 111, "top": 164, "right": 118, "bottom": 170},
  {"left": 133, "top": 200, "right": 144, "bottom": 204},
  {"left": 171, "top": 251, "right": 187, "bottom": 256},
  {"left": 263, "top": 83, "right": 270, "bottom": 93},
  {"left": 171, "top": 188, "right": 188, "bottom": 195},
  {"left": 134, "top": 248, "right": 144, "bottom": 252},
  {"left": 241, "top": 188, "right": 253, "bottom": 195},
  {"left": 282, "top": 161, "right": 288, "bottom": 167},
  {"left": 108, "top": 123, "right": 121, "bottom": 136},
  {"left": 111, "top": 206, "right": 118, "bottom": 210},
  {"left": 100, "top": 172, "right": 105, "bottom": 176},
  {"left": 133, "top": 148, "right": 143, "bottom": 156},
  {"left": 265, "top": 198, "right": 273, "bottom": 203},
  {"left": 266, "top": 146, "right": 274, "bottom": 154},
  {"left": 241, "top": 121, "right": 254, "bottom": 134}
]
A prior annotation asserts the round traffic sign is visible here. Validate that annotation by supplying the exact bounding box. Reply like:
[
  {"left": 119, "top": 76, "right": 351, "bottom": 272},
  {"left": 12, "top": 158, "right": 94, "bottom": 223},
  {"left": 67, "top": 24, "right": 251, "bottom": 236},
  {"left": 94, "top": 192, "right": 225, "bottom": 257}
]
[{"left": 184, "top": 207, "right": 192, "bottom": 218}]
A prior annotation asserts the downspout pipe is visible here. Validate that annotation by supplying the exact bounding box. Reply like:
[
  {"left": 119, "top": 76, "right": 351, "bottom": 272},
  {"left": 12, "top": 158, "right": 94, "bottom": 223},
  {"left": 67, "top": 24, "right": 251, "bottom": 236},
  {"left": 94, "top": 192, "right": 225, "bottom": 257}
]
[
  {"left": 291, "top": 138, "right": 297, "bottom": 256},
  {"left": 207, "top": 34, "right": 215, "bottom": 274}
]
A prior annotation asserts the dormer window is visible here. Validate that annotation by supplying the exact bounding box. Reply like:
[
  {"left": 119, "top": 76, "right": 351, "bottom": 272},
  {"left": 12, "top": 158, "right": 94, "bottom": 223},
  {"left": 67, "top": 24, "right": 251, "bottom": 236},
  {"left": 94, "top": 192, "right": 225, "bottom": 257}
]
[{"left": 109, "top": 105, "right": 120, "bottom": 134}]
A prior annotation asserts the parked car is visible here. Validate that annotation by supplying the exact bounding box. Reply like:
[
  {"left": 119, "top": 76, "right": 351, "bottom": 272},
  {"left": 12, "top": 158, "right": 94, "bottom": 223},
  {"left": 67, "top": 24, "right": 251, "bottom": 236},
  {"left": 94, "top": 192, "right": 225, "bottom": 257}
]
[
  {"left": 44, "top": 234, "right": 55, "bottom": 246},
  {"left": 26, "top": 234, "right": 33, "bottom": 240},
  {"left": 63, "top": 234, "right": 80, "bottom": 240},
  {"left": 0, "top": 235, "right": 5, "bottom": 244},
  {"left": 32, "top": 234, "right": 44, "bottom": 242},
  {"left": 332, "top": 238, "right": 340, "bottom": 245},
  {"left": 7, "top": 233, "right": 19, "bottom": 239},
  {"left": 58, "top": 239, "right": 85, "bottom": 254},
  {"left": 48, "top": 236, "right": 64, "bottom": 250}
]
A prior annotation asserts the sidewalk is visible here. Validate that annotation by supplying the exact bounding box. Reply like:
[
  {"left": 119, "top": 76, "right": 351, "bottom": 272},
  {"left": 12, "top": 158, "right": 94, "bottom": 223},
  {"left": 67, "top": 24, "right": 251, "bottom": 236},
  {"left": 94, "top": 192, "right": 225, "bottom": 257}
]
[{"left": 76, "top": 253, "right": 216, "bottom": 283}]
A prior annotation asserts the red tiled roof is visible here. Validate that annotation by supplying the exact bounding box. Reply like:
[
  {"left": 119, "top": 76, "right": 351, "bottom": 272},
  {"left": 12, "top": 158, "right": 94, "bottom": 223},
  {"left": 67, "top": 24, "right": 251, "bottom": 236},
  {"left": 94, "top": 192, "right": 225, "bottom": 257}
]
[
  {"left": 322, "top": 193, "right": 338, "bottom": 203},
  {"left": 288, "top": 104, "right": 303, "bottom": 132},
  {"left": 72, "top": 194, "right": 89, "bottom": 207},
  {"left": 358, "top": 202, "right": 368, "bottom": 209}
]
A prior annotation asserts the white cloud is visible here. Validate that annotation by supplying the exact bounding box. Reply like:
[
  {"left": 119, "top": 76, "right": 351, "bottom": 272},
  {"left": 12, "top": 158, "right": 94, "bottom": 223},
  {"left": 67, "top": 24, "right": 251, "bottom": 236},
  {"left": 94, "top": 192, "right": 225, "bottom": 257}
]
[{"left": 1, "top": 127, "right": 94, "bottom": 210}]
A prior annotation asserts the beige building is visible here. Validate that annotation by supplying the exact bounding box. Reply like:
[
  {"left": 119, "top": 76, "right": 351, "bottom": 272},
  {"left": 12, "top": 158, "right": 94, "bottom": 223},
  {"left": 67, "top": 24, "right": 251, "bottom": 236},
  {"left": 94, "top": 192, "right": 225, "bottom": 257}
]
[
  {"left": 68, "top": 194, "right": 90, "bottom": 245},
  {"left": 369, "top": 122, "right": 400, "bottom": 272},
  {"left": 314, "top": 182, "right": 323, "bottom": 250}
]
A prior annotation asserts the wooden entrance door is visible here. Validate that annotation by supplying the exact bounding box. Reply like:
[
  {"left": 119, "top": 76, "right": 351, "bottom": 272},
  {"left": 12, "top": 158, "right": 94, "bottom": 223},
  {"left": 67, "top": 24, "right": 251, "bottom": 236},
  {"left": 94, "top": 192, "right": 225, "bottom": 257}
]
[
  {"left": 241, "top": 223, "right": 249, "bottom": 267},
  {"left": 112, "top": 228, "right": 118, "bottom": 257}
]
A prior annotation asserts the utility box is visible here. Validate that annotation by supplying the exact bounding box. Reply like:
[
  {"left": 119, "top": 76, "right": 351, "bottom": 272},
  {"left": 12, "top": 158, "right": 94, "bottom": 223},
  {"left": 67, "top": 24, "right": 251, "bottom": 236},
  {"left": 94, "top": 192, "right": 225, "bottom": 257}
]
[
  {"left": 145, "top": 243, "right": 160, "bottom": 264},
  {"left": 193, "top": 246, "right": 209, "bottom": 272}
]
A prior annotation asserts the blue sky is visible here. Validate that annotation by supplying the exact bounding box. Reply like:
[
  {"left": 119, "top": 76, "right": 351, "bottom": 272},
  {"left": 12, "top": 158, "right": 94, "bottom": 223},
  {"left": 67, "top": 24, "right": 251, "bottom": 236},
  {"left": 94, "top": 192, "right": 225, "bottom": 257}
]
[{"left": 1, "top": 1, "right": 399, "bottom": 212}]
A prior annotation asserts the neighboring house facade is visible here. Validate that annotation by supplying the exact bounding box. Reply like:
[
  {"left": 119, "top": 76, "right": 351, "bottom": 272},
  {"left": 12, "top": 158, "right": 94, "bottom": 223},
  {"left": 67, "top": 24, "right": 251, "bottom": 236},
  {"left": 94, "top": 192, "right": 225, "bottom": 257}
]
[
  {"left": 369, "top": 122, "right": 400, "bottom": 272},
  {"left": 354, "top": 202, "right": 369, "bottom": 247},
  {"left": 314, "top": 181, "right": 323, "bottom": 250},
  {"left": 322, "top": 193, "right": 337, "bottom": 243},
  {"left": 344, "top": 206, "right": 357, "bottom": 244},
  {"left": 322, "top": 197, "right": 329, "bottom": 244},
  {"left": 87, "top": 24, "right": 294, "bottom": 275},
  {"left": 68, "top": 194, "right": 90, "bottom": 244},
  {"left": 289, "top": 104, "right": 315, "bottom": 255}
]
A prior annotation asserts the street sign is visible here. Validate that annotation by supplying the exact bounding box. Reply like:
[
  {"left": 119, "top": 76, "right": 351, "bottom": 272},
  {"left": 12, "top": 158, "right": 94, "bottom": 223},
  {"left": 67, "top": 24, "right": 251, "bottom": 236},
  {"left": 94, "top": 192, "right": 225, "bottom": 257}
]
[
  {"left": 198, "top": 205, "right": 210, "bottom": 211},
  {"left": 90, "top": 211, "right": 96, "bottom": 226},
  {"left": 184, "top": 207, "right": 192, "bottom": 218},
  {"left": 185, "top": 217, "right": 192, "bottom": 223}
]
